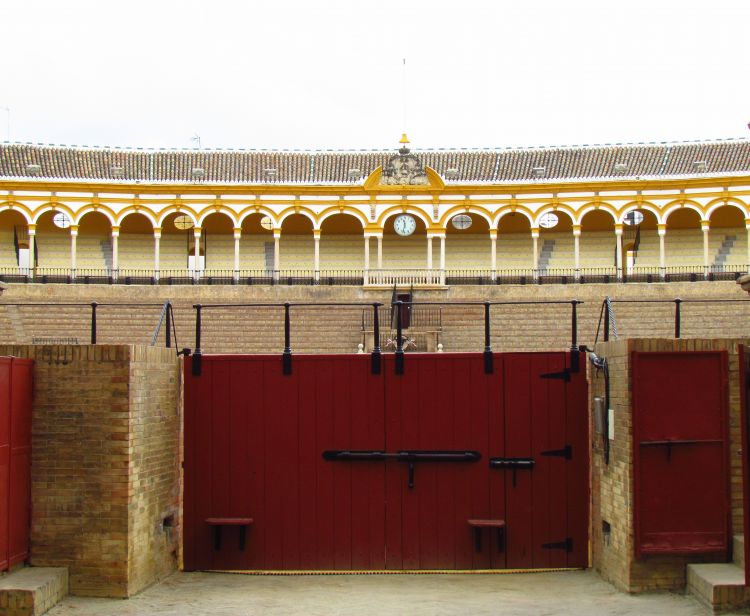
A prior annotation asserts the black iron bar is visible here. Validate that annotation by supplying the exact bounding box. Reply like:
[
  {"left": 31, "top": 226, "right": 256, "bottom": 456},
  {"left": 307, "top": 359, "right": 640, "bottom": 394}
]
[
  {"left": 395, "top": 300, "right": 404, "bottom": 375},
  {"left": 674, "top": 298, "right": 682, "bottom": 339},
  {"left": 165, "top": 302, "right": 172, "bottom": 349},
  {"left": 483, "top": 301, "right": 493, "bottom": 374},
  {"left": 283, "top": 302, "right": 292, "bottom": 375},
  {"left": 90, "top": 301, "right": 97, "bottom": 344},
  {"left": 371, "top": 302, "right": 382, "bottom": 375},
  {"left": 192, "top": 304, "right": 202, "bottom": 376},
  {"left": 570, "top": 300, "right": 579, "bottom": 350}
]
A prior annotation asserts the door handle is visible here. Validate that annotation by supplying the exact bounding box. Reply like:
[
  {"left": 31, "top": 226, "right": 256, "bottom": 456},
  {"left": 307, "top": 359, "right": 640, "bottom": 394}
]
[{"left": 489, "top": 457, "right": 535, "bottom": 487}]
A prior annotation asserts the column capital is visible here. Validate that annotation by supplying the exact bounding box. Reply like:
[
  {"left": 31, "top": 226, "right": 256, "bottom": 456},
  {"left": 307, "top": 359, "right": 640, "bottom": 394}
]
[
  {"left": 313, "top": 229, "right": 321, "bottom": 239},
  {"left": 364, "top": 232, "right": 383, "bottom": 239},
  {"left": 153, "top": 226, "right": 162, "bottom": 238},
  {"left": 111, "top": 226, "right": 120, "bottom": 237},
  {"left": 27, "top": 224, "right": 36, "bottom": 235},
  {"left": 614, "top": 224, "right": 623, "bottom": 235},
  {"left": 657, "top": 224, "right": 667, "bottom": 235},
  {"left": 69, "top": 225, "right": 79, "bottom": 236},
  {"left": 572, "top": 225, "right": 581, "bottom": 236},
  {"left": 273, "top": 229, "right": 282, "bottom": 239},
  {"left": 193, "top": 227, "right": 202, "bottom": 237},
  {"left": 426, "top": 232, "right": 445, "bottom": 240},
  {"left": 700, "top": 220, "right": 710, "bottom": 231},
  {"left": 488, "top": 229, "right": 498, "bottom": 240},
  {"left": 233, "top": 228, "right": 242, "bottom": 239},
  {"left": 531, "top": 227, "right": 540, "bottom": 239}
]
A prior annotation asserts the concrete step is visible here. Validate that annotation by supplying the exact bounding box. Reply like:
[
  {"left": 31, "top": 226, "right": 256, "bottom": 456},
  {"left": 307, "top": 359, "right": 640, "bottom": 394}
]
[
  {"left": 687, "top": 562, "right": 750, "bottom": 612},
  {"left": 0, "top": 567, "right": 68, "bottom": 615},
  {"left": 734, "top": 535, "right": 745, "bottom": 569}
]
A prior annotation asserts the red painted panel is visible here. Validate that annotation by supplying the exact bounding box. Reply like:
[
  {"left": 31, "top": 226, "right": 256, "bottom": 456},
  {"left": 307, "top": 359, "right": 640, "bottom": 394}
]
[
  {"left": 633, "top": 351, "right": 729, "bottom": 557},
  {"left": 9, "top": 359, "right": 32, "bottom": 567},
  {"left": 0, "top": 358, "right": 11, "bottom": 572},
  {"left": 740, "top": 346, "right": 750, "bottom": 585}
]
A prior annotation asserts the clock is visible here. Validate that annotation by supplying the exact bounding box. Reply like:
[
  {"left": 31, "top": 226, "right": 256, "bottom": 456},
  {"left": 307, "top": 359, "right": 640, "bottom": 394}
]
[{"left": 394, "top": 214, "right": 417, "bottom": 236}]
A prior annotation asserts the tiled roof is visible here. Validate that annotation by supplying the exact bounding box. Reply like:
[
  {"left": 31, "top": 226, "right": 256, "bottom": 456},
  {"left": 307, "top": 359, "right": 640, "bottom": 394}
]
[{"left": 1, "top": 140, "right": 749, "bottom": 185}]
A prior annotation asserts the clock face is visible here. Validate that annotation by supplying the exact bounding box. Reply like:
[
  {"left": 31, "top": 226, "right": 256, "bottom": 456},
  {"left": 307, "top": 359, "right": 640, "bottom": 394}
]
[{"left": 394, "top": 214, "right": 417, "bottom": 236}]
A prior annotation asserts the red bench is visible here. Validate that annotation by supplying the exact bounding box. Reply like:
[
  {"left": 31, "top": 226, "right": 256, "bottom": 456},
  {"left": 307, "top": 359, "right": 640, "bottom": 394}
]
[
  {"left": 467, "top": 519, "right": 505, "bottom": 552},
  {"left": 205, "top": 517, "right": 254, "bottom": 551}
]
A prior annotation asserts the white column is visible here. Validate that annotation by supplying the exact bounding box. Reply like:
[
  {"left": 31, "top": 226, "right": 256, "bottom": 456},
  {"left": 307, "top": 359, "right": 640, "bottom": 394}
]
[
  {"left": 364, "top": 235, "right": 370, "bottom": 285},
  {"left": 439, "top": 234, "right": 446, "bottom": 285},
  {"left": 489, "top": 229, "right": 497, "bottom": 281},
  {"left": 193, "top": 228, "right": 202, "bottom": 280},
  {"left": 615, "top": 224, "right": 623, "bottom": 280},
  {"left": 273, "top": 229, "right": 281, "bottom": 282},
  {"left": 573, "top": 225, "right": 581, "bottom": 280},
  {"left": 313, "top": 230, "right": 320, "bottom": 282},
  {"left": 377, "top": 234, "right": 383, "bottom": 269},
  {"left": 701, "top": 220, "right": 710, "bottom": 278},
  {"left": 27, "top": 224, "right": 35, "bottom": 275},
  {"left": 426, "top": 235, "right": 433, "bottom": 270},
  {"left": 531, "top": 227, "right": 539, "bottom": 279},
  {"left": 70, "top": 225, "right": 78, "bottom": 279},
  {"left": 111, "top": 226, "right": 119, "bottom": 279},
  {"left": 746, "top": 219, "right": 750, "bottom": 273},
  {"left": 233, "top": 227, "right": 241, "bottom": 282},
  {"left": 153, "top": 228, "right": 161, "bottom": 281},
  {"left": 658, "top": 224, "right": 666, "bottom": 279}
]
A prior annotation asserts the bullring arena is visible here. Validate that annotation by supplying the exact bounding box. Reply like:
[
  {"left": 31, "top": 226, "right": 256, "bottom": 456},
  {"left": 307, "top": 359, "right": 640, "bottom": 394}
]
[{"left": 1, "top": 137, "right": 750, "bottom": 613}]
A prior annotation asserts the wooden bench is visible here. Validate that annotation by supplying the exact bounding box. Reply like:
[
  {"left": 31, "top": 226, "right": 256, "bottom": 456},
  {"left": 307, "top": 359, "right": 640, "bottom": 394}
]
[
  {"left": 205, "top": 517, "right": 254, "bottom": 551},
  {"left": 467, "top": 519, "right": 505, "bottom": 552}
]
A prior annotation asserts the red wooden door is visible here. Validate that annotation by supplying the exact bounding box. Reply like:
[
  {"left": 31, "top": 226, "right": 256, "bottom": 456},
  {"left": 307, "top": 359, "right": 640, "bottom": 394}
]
[
  {"left": 0, "top": 358, "right": 10, "bottom": 572},
  {"left": 9, "top": 359, "right": 32, "bottom": 568},
  {"left": 633, "top": 351, "right": 729, "bottom": 558},
  {"left": 738, "top": 345, "right": 750, "bottom": 584},
  {"left": 183, "top": 354, "right": 385, "bottom": 571},
  {"left": 499, "top": 352, "right": 588, "bottom": 569}
]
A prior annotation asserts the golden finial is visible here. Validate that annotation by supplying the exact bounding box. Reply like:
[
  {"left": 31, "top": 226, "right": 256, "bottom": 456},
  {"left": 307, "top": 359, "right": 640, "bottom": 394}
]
[{"left": 399, "top": 133, "right": 410, "bottom": 145}]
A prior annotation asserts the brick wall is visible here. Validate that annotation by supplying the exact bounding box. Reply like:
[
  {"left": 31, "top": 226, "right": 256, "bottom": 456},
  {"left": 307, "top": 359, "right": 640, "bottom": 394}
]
[
  {"left": 591, "top": 338, "right": 748, "bottom": 592},
  {"left": 0, "top": 345, "right": 180, "bottom": 598}
]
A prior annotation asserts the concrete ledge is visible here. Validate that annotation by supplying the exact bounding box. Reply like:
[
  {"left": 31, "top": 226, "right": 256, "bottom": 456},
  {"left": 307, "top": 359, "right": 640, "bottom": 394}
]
[
  {"left": 687, "top": 563, "right": 750, "bottom": 612},
  {"left": 0, "top": 567, "right": 68, "bottom": 616}
]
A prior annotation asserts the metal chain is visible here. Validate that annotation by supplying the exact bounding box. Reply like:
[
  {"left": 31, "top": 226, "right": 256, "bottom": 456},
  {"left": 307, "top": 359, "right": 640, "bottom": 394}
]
[{"left": 605, "top": 296, "right": 618, "bottom": 340}]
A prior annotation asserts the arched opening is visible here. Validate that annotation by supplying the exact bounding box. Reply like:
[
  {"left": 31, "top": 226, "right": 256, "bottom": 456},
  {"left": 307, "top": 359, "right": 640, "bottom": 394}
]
[
  {"left": 77, "top": 211, "right": 112, "bottom": 271},
  {"left": 0, "top": 209, "right": 31, "bottom": 271},
  {"left": 239, "top": 213, "right": 274, "bottom": 272},
  {"left": 382, "top": 213, "right": 428, "bottom": 269},
  {"left": 622, "top": 208, "right": 658, "bottom": 272},
  {"left": 119, "top": 213, "right": 155, "bottom": 271},
  {"left": 35, "top": 210, "right": 73, "bottom": 270},
  {"left": 665, "top": 207, "right": 702, "bottom": 266},
  {"left": 161, "top": 212, "right": 198, "bottom": 272},
  {"left": 320, "top": 214, "right": 364, "bottom": 272},
  {"left": 708, "top": 205, "right": 746, "bottom": 269},
  {"left": 580, "top": 210, "right": 616, "bottom": 271},
  {"left": 201, "top": 212, "right": 234, "bottom": 271},
  {"left": 537, "top": 210, "right": 574, "bottom": 272},
  {"left": 445, "top": 212, "right": 490, "bottom": 270},
  {"left": 497, "top": 212, "right": 532, "bottom": 271},
  {"left": 280, "top": 214, "right": 314, "bottom": 271}
]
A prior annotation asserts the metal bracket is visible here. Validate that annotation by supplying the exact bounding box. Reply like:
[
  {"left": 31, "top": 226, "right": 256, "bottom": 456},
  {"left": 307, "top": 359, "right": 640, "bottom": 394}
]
[
  {"left": 542, "top": 537, "right": 573, "bottom": 552},
  {"left": 541, "top": 445, "right": 572, "bottom": 460}
]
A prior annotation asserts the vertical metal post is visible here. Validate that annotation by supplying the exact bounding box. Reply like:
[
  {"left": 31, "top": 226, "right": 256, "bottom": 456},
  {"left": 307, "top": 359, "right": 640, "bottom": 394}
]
[
  {"left": 165, "top": 302, "right": 172, "bottom": 349},
  {"left": 90, "top": 302, "right": 97, "bottom": 345},
  {"left": 371, "top": 302, "right": 382, "bottom": 375},
  {"left": 674, "top": 298, "right": 682, "bottom": 339},
  {"left": 603, "top": 300, "right": 610, "bottom": 342},
  {"left": 483, "top": 301, "right": 493, "bottom": 374},
  {"left": 395, "top": 300, "right": 404, "bottom": 375},
  {"left": 570, "top": 300, "right": 580, "bottom": 372},
  {"left": 282, "top": 302, "right": 292, "bottom": 375},
  {"left": 192, "top": 304, "right": 202, "bottom": 376}
]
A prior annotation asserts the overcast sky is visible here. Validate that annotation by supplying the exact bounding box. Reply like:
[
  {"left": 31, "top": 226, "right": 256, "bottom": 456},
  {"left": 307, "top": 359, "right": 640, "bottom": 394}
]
[{"left": 0, "top": 0, "right": 748, "bottom": 151}]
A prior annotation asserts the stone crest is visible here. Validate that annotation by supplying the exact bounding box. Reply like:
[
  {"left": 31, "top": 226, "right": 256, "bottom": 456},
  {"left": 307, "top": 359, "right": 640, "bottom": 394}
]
[{"left": 380, "top": 145, "right": 429, "bottom": 186}]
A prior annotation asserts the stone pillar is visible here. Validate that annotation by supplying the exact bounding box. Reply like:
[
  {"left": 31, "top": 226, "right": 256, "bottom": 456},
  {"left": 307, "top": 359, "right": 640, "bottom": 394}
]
[
  {"left": 70, "top": 225, "right": 78, "bottom": 279},
  {"left": 377, "top": 234, "right": 383, "bottom": 269},
  {"left": 531, "top": 227, "right": 540, "bottom": 279},
  {"left": 426, "top": 235, "right": 433, "bottom": 270},
  {"left": 701, "top": 220, "right": 710, "bottom": 278},
  {"left": 313, "top": 229, "right": 321, "bottom": 282},
  {"left": 111, "top": 226, "right": 119, "bottom": 279},
  {"left": 273, "top": 229, "right": 281, "bottom": 282},
  {"left": 573, "top": 225, "right": 581, "bottom": 280},
  {"left": 27, "top": 224, "right": 35, "bottom": 275},
  {"left": 615, "top": 224, "right": 623, "bottom": 280},
  {"left": 439, "top": 234, "right": 446, "bottom": 285},
  {"left": 658, "top": 223, "right": 667, "bottom": 280},
  {"left": 363, "top": 235, "right": 370, "bottom": 285},
  {"left": 490, "top": 229, "right": 497, "bottom": 281},
  {"left": 153, "top": 228, "right": 161, "bottom": 281},
  {"left": 233, "top": 227, "right": 241, "bottom": 282}
]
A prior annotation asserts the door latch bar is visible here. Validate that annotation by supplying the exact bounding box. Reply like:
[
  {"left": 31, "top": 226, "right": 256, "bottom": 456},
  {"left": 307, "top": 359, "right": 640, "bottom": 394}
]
[{"left": 489, "top": 457, "right": 535, "bottom": 487}]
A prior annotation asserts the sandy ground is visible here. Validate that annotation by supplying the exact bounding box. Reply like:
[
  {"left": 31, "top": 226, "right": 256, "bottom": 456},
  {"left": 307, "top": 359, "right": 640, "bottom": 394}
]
[{"left": 45, "top": 569, "right": 724, "bottom": 616}]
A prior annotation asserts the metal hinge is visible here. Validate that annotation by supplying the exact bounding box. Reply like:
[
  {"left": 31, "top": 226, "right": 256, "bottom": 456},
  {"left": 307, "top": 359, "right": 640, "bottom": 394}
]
[
  {"left": 540, "top": 368, "right": 571, "bottom": 382},
  {"left": 541, "top": 445, "right": 572, "bottom": 460},
  {"left": 542, "top": 537, "right": 573, "bottom": 552}
]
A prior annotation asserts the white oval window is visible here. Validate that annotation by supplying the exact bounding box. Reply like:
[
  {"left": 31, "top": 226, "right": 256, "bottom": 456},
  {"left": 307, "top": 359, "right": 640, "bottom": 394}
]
[
  {"left": 623, "top": 210, "right": 644, "bottom": 226},
  {"left": 174, "top": 214, "right": 195, "bottom": 230},
  {"left": 53, "top": 212, "right": 71, "bottom": 229},
  {"left": 260, "top": 216, "right": 274, "bottom": 230},
  {"left": 539, "top": 212, "right": 559, "bottom": 229},
  {"left": 451, "top": 214, "right": 473, "bottom": 230}
]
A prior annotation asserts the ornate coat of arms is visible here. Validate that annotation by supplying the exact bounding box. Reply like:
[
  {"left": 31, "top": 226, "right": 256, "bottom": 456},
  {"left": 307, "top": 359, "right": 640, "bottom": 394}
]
[{"left": 380, "top": 145, "right": 429, "bottom": 186}]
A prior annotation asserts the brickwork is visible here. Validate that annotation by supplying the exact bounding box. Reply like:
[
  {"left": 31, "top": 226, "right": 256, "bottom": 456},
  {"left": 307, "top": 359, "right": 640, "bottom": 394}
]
[
  {"left": 591, "top": 338, "right": 749, "bottom": 593},
  {"left": 0, "top": 345, "right": 180, "bottom": 598}
]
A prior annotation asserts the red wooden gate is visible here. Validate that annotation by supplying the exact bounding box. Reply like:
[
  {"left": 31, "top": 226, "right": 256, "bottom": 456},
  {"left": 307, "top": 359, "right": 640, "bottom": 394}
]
[
  {"left": 0, "top": 357, "right": 32, "bottom": 572},
  {"left": 184, "top": 351, "right": 588, "bottom": 571},
  {"left": 632, "top": 351, "right": 729, "bottom": 558}
]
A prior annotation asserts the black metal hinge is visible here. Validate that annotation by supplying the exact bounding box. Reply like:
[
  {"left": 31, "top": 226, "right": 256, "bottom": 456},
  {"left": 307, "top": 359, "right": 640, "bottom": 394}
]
[
  {"left": 540, "top": 368, "right": 571, "bottom": 382},
  {"left": 542, "top": 537, "right": 573, "bottom": 552},
  {"left": 541, "top": 445, "right": 572, "bottom": 460}
]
